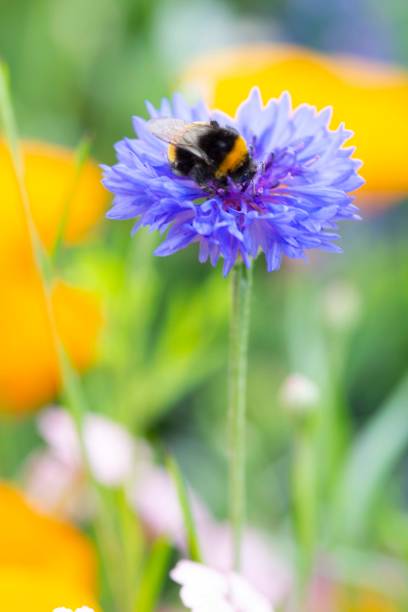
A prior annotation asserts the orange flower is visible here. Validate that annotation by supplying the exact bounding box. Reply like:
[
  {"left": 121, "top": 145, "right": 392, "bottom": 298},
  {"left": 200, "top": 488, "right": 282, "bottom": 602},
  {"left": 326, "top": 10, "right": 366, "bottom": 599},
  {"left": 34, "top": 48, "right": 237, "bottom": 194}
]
[
  {"left": 0, "top": 277, "right": 103, "bottom": 412},
  {"left": 0, "top": 140, "right": 107, "bottom": 263},
  {"left": 181, "top": 44, "right": 408, "bottom": 206},
  {"left": 0, "top": 141, "right": 107, "bottom": 413},
  {"left": 0, "top": 483, "right": 99, "bottom": 611}
]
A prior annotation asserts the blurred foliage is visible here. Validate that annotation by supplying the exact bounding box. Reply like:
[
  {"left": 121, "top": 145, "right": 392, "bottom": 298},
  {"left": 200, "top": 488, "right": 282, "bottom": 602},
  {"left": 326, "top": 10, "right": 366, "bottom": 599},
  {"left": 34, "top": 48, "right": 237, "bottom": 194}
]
[{"left": 2, "top": 0, "right": 408, "bottom": 609}]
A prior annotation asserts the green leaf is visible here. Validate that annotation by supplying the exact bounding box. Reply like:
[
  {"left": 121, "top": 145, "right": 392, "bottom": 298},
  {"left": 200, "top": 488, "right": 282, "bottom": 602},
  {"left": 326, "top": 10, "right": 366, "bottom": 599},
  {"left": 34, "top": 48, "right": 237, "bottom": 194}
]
[
  {"left": 51, "top": 134, "right": 93, "bottom": 263},
  {"left": 0, "top": 60, "right": 21, "bottom": 171},
  {"left": 134, "top": 536, "right": 171, "bottom": 612},
  {"left": 333, "top": 373, "right": 408, "bottom": 542},
  {"left": 166, "top": 454, "right": 202, "bottom": 563},
  {"left": 0, "top": 60, "right": 53, "bottom": 284}
]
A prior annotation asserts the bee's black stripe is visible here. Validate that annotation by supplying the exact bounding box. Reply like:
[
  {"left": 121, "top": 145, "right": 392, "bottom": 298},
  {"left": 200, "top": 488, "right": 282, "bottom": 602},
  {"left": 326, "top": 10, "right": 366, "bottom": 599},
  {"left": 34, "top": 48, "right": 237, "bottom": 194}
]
[{"left": 198, "top": 129, "right": 237, "bottom": 167}]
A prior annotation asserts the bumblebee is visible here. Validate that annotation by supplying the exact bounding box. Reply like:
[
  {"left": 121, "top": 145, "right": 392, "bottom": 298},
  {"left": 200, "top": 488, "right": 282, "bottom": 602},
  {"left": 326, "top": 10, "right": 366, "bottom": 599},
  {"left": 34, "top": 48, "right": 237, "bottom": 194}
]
[{"left": 148, "top": 118, "right": 256, "bottom": 187}]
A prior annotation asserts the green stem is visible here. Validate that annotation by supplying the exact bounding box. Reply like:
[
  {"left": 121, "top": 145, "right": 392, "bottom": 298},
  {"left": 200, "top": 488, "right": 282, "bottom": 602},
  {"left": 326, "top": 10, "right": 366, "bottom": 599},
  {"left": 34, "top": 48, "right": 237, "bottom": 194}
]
[
  {"left": 0, "top": 63, "right": 128, "bottom": 612},
  {"left": 293, "top": 417, "right": 317, "bottom": 607},
  {"left": 228, "top": 263, "right": 252, "bottom": 571},
  {"left": 134, "top": 536, "right": 171, "bottom": 612},
  {"left": 166, "top": 454, "right": 202, "bottom": 563}
]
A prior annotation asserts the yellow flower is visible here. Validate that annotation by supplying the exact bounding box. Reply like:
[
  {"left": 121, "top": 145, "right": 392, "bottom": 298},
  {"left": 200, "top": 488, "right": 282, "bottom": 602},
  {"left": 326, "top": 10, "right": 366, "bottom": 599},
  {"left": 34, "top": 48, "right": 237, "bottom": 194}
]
[
  {"left": 0, "top": 277, "right": 103, "bottom": 412},
  {"left": 0, "top": 139, "right": 107, "bottom": 262},
  {"left": 0, "top": 141, "right": 106, "bottom": 413},
  {"left": 0, "top": 484, "right": 99, "bottom": 611},
  {"left": 181, "top": 44, "right": 408, "bottom": 205}
]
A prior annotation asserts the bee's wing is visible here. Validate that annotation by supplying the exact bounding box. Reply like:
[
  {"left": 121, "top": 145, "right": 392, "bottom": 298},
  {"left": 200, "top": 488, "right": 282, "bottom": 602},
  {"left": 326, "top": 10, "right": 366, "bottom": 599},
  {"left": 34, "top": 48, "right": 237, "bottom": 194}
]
[
  {"left": 148, "top": 118, "right": 212, "bottom": 164},
  {"left": 148, "top": 118, "right": 188, "bottom": 143}
]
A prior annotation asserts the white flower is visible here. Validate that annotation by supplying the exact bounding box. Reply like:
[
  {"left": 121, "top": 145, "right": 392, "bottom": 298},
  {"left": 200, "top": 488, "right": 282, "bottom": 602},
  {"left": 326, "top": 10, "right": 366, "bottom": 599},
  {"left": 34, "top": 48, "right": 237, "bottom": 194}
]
[
  {"left": 198, "top": 524, "right": 291, "bottom": 605},
  {"left": 171, "top": 560, "right": 273, "bottom": 612},
  {"left": 25, "top": 407, "right": 290, "bottom": 606},
  {"left": 279, "top": 373, "right": 320, "bottom": 414}
]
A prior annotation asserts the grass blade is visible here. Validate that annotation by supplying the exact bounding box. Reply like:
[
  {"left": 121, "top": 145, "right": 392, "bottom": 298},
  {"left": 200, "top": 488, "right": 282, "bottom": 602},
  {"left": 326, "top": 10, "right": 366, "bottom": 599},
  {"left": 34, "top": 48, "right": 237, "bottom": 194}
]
[
  {"left": 166, "top": 454, "right": 202, "bottom": 562},
  {"left": 134, "top": 536, "right": 171, "bottom": 612},
  {"left": 333, "top": 373, "right": 408, "bottom": 541}
]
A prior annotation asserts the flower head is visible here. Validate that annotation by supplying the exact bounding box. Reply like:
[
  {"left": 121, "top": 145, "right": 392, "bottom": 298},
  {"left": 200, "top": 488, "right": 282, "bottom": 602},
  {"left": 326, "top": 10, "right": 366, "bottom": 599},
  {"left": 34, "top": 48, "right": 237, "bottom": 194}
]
[
  {"left": 25, "top": 409, "right": 291, "bottom": 607},
  {"left": 103, "top": 88, "right": 363, "bottom": 275},
  {"left": 0, "top": 141, "right": 104, "bottom": 413},
  {"left": 24, "top": 407, "right": 146, "bottom": 518},
  {"left": 181, "top": 44, "right": 408, "bottom": 205},
  {"left": 198, "top": 524, "right": 291, "bottom": 605},
  {"left": 0, "top": 484, "right": 98, "bottom": 611},
  {"left": 171, "top": 560, "right": 273, "bottom": 612},
  {"left": 279, "top": 373, "right": 320, "bottom": 414},
  {"left": 38, "top": 408, "right": 138, "bottom": 487},
  {"left": 0, "top": 139, "right": 107, "bottom": 276}
]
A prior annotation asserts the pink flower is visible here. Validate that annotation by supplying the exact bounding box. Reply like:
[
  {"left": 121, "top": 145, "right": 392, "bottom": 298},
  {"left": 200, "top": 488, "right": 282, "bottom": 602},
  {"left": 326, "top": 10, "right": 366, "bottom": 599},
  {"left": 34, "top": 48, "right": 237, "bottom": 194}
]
[
  {"left": 38, "top": 407, "right": 139, "bottom": 485},
  {"left": 128, "top": 464, "right": 210, "bottom": 549},
  {"left": 128, "top": 469, "right": 291, "bottom": 606},
  {"left": 25, "top": 449, "right": 87, "bottom": 518},
  {"left": 24, "top": 407, "right": 148, "bottom": 517},
  {"left": 170, "top": 560, "right": 273, "bottom": 612},
  {"left": 25, "top": 408, "right": 291, "bottom": 609}
]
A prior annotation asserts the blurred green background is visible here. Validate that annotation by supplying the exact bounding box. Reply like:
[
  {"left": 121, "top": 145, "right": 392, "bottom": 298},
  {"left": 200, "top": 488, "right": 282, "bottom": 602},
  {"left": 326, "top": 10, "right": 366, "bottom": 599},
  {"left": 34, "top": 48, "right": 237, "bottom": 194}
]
[
  {"left": 2, "top": 0, "right": 408, "bottom": 157},
  {"left": 2, "top": 0, "right": 408, "bottom": 609}
]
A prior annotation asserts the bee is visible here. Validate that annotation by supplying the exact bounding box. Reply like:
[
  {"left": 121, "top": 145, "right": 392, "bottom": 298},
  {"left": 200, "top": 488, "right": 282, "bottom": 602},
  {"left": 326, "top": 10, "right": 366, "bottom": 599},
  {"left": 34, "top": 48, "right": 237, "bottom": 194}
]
[{"left": 148, "top": 118, "right": 256, "bottom": 188}]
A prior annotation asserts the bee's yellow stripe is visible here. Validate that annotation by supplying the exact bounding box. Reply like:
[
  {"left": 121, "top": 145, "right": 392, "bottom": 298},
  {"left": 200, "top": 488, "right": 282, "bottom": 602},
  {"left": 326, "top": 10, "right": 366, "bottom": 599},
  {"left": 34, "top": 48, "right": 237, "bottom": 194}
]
[
  {"left": 215, "top": 135, "right": 248, "bottom": 178},
  {"left": 168, "top": 144, "right": 177, "bottom": 163}
]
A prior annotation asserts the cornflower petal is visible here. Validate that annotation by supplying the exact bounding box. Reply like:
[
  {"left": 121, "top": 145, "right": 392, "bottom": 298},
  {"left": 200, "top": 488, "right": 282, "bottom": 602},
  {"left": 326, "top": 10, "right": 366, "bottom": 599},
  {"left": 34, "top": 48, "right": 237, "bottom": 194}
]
[{"left": 103, "top": 90, "right": 363, "bottom": 274}]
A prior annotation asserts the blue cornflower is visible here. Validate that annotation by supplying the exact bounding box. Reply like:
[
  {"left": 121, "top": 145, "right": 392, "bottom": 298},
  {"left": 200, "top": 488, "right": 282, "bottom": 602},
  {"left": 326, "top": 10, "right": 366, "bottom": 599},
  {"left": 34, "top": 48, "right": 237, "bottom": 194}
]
[{"left": 102, "top": 89, "right": 363, "bottom": 275}]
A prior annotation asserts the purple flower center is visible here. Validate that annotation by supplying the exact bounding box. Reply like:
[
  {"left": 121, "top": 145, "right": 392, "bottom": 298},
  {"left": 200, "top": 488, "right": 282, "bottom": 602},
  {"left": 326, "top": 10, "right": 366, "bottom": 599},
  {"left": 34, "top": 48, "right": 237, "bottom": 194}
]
[
  {"left": 201, "top": 144, "right": 305, "bottom": 216},
  {"left": 103, "top": 90, "right": 364, "bottom": 275}
]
